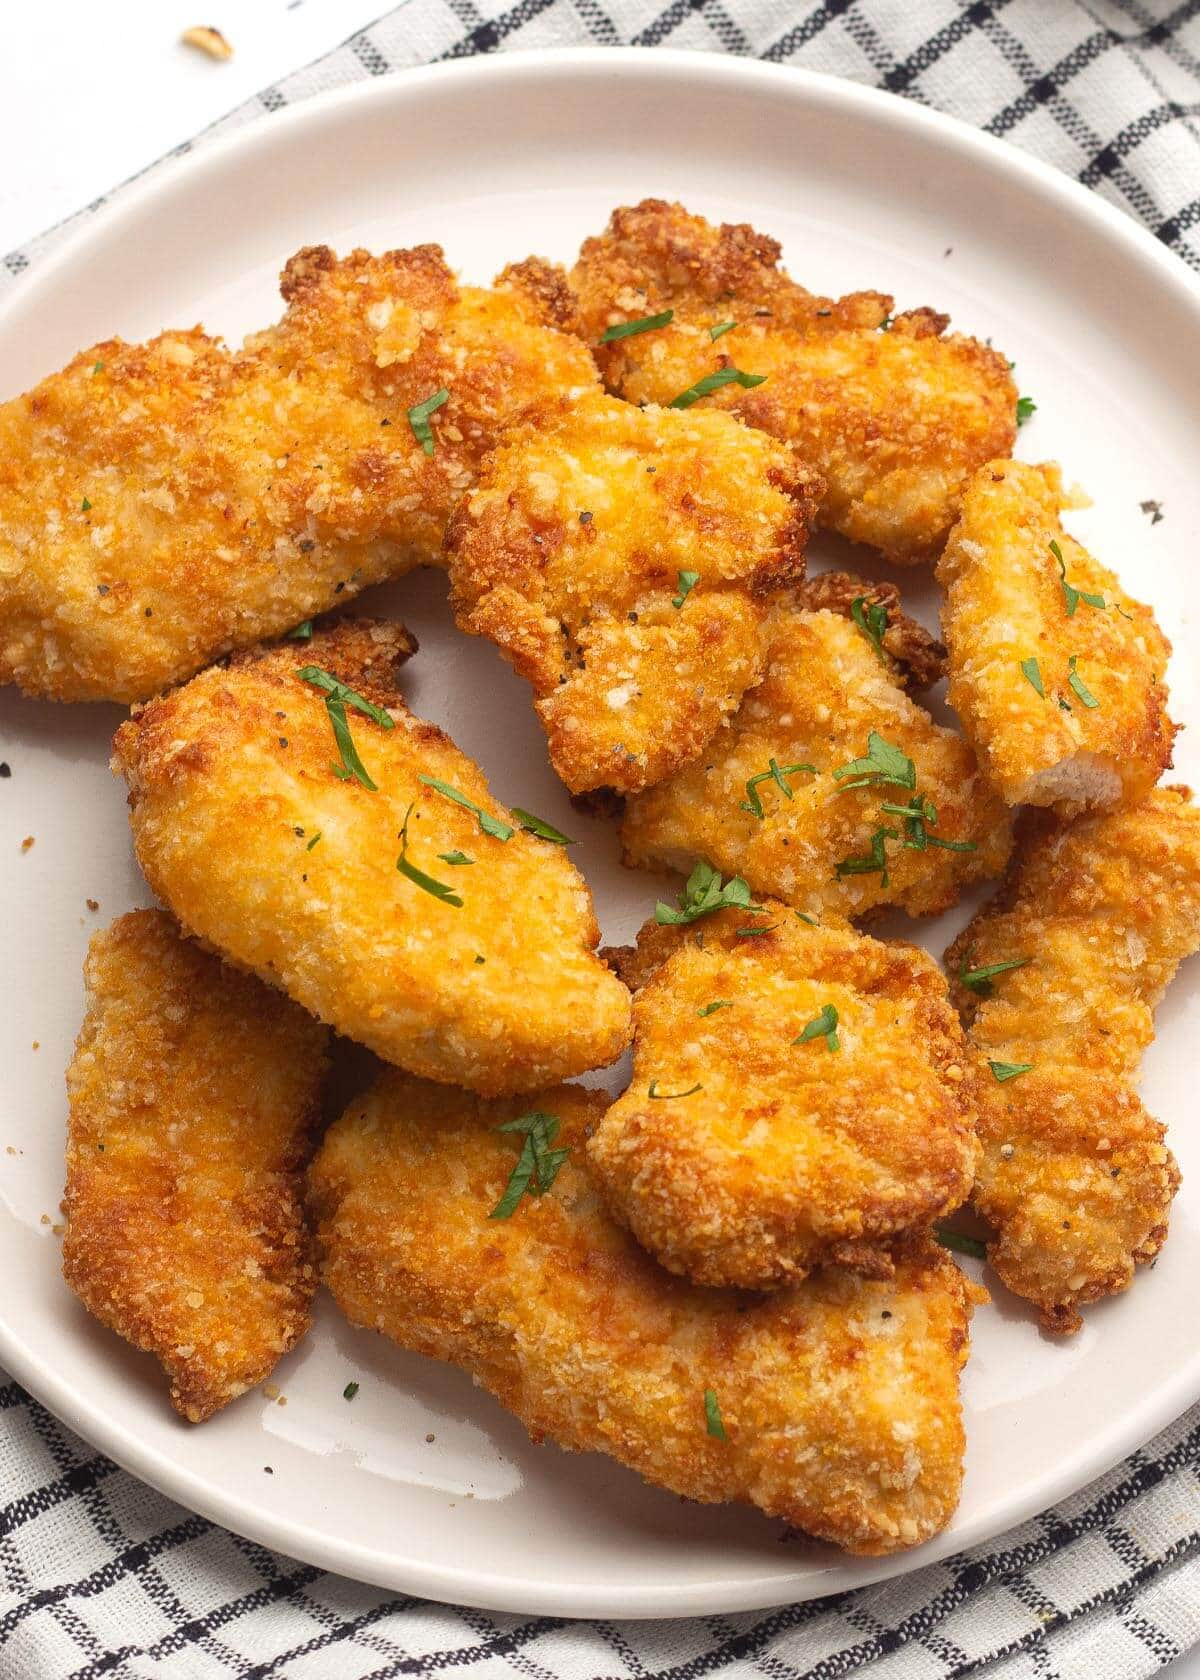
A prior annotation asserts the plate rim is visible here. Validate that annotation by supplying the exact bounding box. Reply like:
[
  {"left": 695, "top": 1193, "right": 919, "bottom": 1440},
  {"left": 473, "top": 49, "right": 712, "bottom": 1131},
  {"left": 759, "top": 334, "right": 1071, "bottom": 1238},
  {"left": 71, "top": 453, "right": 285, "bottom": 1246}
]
[{"left": 2, "top": 45, "right": 1199, "bottom": 1618}]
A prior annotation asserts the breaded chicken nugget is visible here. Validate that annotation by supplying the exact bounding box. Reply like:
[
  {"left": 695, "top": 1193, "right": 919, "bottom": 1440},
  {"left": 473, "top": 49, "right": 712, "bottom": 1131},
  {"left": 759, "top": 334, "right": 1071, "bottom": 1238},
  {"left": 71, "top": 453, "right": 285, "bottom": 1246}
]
[
  {"left": 63, "top": 909, "right": 328, "bottom": 1421},
  {"left": 945, "top": 787, "right": 1200, "bottom": 1332},
  {"left": 622, "top": 577, "right": 1012, "bottom": 921},
  {"left": 570, "top": 200, "right": 1017, "bottom": 564},
  {"left": 445, "top": 390, "right": 819, "bottom": 794},
  {"left": 0, "top": 246, "right": 596, "bottom": 702},
  {"left": 938, "top": 460, "right": 1174, "bottom": 812},
  {"left": 589, "top": 908, "right": 977, "bottom": 1289},
  {"left": 112, "top": 620, "right": 630, "bottom": 1094},
  {"left": 310, "top": 1070, "right": 979, "bottom": 1554}
]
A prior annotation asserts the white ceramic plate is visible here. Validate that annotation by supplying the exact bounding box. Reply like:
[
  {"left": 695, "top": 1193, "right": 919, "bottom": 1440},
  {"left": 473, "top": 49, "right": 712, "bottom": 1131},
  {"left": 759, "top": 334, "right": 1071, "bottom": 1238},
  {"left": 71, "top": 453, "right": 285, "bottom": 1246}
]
[{"left": 1, "top": 48, "right": 1198, "bottom": 1619}]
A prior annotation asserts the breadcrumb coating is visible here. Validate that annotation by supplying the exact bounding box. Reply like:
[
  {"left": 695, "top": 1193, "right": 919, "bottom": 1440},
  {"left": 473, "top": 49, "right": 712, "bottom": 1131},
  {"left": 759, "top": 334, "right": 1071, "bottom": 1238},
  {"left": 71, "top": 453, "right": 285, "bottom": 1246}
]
[
  {"left": 112, "top": 620, "right": 630, "bottom": 1094},
  {"left": 588, "top": 909, "right": 978, "bottom": 1288},
  {"left": 0, "top": 245, "right": 596, "bottom": 702},
  {"left": 938, "top": 460, "right": 1175, "bottom": 812},
  {"left": 445, "top": 390, "right": 819, "bottom": 794},
  {"left": 945, "top": 787, "right": 1200, "bottom": 1332},
  {"left": 570, "top": 200, "right": 1017, "bottom": 564},
  {"left": 310, "top": 1070, "right": 979, "bottom": 1554},
  {"left": 63, "top": 909, "right": 328, "bottom": 1421},
  {"left": 622, "top": 579, "right": 1012, "bottom": 921}
]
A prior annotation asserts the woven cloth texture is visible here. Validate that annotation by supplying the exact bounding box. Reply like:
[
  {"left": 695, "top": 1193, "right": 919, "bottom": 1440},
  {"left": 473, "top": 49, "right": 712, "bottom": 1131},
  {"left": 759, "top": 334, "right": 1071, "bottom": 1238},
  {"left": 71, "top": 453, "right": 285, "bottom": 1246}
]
[{"left": 2, "top": 2, "right": 1199, "bottom": 1676}]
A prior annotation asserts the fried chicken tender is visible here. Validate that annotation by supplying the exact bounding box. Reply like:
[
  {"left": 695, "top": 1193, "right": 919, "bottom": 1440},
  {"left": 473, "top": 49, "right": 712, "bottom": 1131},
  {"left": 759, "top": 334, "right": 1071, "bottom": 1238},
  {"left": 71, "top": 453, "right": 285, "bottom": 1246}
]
[
  {"left": 445, "top": 390, "right": 818, "bottom": 794},
  {"left": 938, "top": 460, "right": 1175, "bottom": 812},
  {"left": 113, "top": 620, "right": 629, "bottom": 1094},
  {"left": 945, "top": 787, "right": 1200, "bottom": 1333},
  {"left": 63, "top": 909, "right": 328, "bottom": 1421},
  {"left": 0, "top": 246, "right": 596, "bottom": 702},
  {"left": 589, "top": 909, "right": 977, "bottom": 1289},
  {"left": 310, "top": 1069, "right": 979, "bottom": 1554},
  {"left": 570, "top": 200, "right": 1017, "bottom": 564},
  {"left": 622, "top": 577, "right": 1012, "bottom": 921}
]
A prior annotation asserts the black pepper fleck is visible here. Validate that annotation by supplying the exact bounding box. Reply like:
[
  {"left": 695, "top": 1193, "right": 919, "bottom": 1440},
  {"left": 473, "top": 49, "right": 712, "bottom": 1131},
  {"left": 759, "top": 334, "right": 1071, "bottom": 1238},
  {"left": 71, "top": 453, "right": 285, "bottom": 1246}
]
[
  {"left": 579, "top": 511, "right": 593, "bottom": 525},
  {"left": 0, "top": 763, "right": 9, "bottom": 779},
  {"left": 298, "top": 539, "right": 316, "bottom": 553},
  {"left": 1139, "top": 499, "right": 1164, "bottom": 525},
  {"left": 97, "top": 584, "right": 109, "bottom": 596}
]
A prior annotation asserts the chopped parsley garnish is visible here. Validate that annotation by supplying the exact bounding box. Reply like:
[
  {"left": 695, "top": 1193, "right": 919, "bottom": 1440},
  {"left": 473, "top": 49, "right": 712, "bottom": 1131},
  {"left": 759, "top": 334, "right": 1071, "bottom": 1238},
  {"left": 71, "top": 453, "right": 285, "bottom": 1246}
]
[
  {"left": 1067, "top": 655, "right": 1100, "bottom": 708},
  {"left": 958, "top": 955, "right": 1031, "bottom": 995},
  {"left": 1016, "top": 395, "right": 1037, "bottom": 426},
  {"left": 419, "top": 775, "right": 514, "bottom": 840},
  {"left": 734, "top": 923, "right": 775, "bottom": 938},
  {"left": 850, "top": 595, "right": 889, "bottom": 659},
  {"left": 396, "top": 804, "right": 463, "bottom": 907},
  {"left": 709, "top": 320, "right": 737, "bottom": 341},
  {"left": 795, "top": 1004, "right": 839, "bottom": 1052},
  {"left": 668, "top": 366, "right": 767, "bottom": 409},
  {"left": 511, "top": 808, "right": 575, "bottom": 845},
  {"left": 1020, "top": 656, "right": 1044, "bottom": 697},
  {"left": 298, "top": 665, "right": 394, "bottom": 792},
  {"left": 648, "top": 1080, "right": 703, "bottom": 1099},
  {"left": 832, "top": 732, "right": 916, "bottom": 793},
  {"left": 835, "top": 825, "right": 899, "bottom": 886},
  {"left": 741, "top": 757, "right": 817, "bottom": 819},
  {"left": 1051, "top": 539, "right": 1106, "bottom": 617},
  {"left": 935, "top": 1226, "right": 987, "bottom": 1260},
  {"left": 80, "top": 497, "right": 91, "bottom": 513},
  {"left": 697, "top": 1000, "right": 731, "bottom": 1017},
  {"left": 989, "top": 1060, "right": 1033, "bottom": 1082},
  {"left": 306, "top": 832, "right": 322, "bottom": 851},
  {"left": 704, "top": 1389, "right": 727, "bottom": 1440},
  {"left": 599, "top": 309, "right": 674, "bottom": 343},
  {"left": 880, "top": 794, "right": 977, "bottom": 854},
  {"left": 655, "top": 859, "right": 761, "bottom": 926},
  {"left": 672, "top": 570, "right": 700, "bottom": 609},
  {"left": 92, "top": 361, "right": 104, "bottom": 375},
  {"left": 286, "top": 620, "right": 314, "bottom": 641},
  {"left": 343, "top": 1381, "right": 360, "bottom": 1401},
  {"left": 795, "top": 911, "right": 819, "bottom": 926},
  {"left": 408, "top": 387, "right": 450, "bottom": 455},
  {"left": 439, "top": 850, "right": 473, "bottom": 866},
  {"left": 489, "top": 1111, "right": 570, "bottom": 1219}
]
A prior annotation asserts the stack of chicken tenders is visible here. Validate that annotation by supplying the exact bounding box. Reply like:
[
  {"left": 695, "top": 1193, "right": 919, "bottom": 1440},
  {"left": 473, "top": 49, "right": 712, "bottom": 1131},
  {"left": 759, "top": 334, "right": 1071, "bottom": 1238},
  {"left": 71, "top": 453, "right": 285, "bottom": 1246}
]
[{"left": 6, "top": 200, "right": 1198, "bottom": 1559}]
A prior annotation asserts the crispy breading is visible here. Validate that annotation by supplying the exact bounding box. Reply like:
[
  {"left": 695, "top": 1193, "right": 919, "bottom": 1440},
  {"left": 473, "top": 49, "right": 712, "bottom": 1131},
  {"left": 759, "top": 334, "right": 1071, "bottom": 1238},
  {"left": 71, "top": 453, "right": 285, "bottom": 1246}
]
[
  {"left": 0, "top": 245, "right": 597, "bottom": 702},
  {"left": 938, "top": 460, "right": 1175, "bottom": 812},
  {"left": 622, "top": 579, "right": 1012, "bottom": 921},
  {"left": 569, "top": 200, "right": 1017, "bottom": 564},
  {"left": 310, "top": 1069, "right": 979, "bottom": 1554},
  {"left": 112, "top": 620, "right": 630, "bottom": 1094},
  {"left": 62, "top": 909, "right": 328, "bottom": 1422},
  {"left": 445, "top": 390, "right": 819, "bottom": 794},
  {"left": 587, "top": 909, "right": 977, "bottom": 1288},
  {"left": 945, "top": 787, "right": 1200, "bottom": 1332}
]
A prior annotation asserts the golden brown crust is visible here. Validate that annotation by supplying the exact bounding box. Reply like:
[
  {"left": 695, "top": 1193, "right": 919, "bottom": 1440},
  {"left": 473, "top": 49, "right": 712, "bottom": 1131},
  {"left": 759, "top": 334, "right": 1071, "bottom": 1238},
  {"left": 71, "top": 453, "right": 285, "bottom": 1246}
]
[
  {"left": 310, "top": 1070, "right": 978, "bottom": 1555},
  {"left": 62, "top": 909, "right": 329, "bottom": 1421},
  {"left": 0, "top": 245, "right": 598, "bottom": 703},
  {"left": 621, "top": 590, "right": 1011, "bottom": 921},
  {"left": 945, "top": 787, "right": 1200, "bottom": 1331},
  {"left": 445, "top": 389, "right": 820, "bottom": 793},
  {"left": 112, "top": 620, "right": 630, "bottom": 1095},
  {"left": 586, "top": 909, "right": 978, "bottom": 1288},
  {"left": 938, "top": 460, "right": 1175, "bottom": 812},
  {"left": 570, "top": 199, "right": 1017, "bottom": 564}
]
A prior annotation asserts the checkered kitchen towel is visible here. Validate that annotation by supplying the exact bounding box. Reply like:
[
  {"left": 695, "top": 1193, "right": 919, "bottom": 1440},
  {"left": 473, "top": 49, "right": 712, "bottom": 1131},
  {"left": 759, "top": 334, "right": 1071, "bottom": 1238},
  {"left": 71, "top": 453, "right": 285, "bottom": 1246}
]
[{"left": 3, "top": 2, "right": 1200, "bottom": 1676}]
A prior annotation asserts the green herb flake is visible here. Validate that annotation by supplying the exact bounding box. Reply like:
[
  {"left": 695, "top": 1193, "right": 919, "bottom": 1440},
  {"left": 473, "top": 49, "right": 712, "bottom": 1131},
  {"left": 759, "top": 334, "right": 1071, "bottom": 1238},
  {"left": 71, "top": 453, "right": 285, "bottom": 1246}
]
[
  {"left": 92, "top": 361, "right": 104, "bottom": 375},
  {"left": 795, "top": 912, "right": 819, "bottom": 926},
  {"left": 704, "top": 1388, "right": 727, "bottom": 1440},
  {"left": 600, "top": 309, "right": 674, "bottom": 344},
  {"left": 648, "top": 1079, "right": 703, "bottom": 1100},
  {"left": 656, "top": 859, "right": 762, "bottom": 926},
  {"left": 343, "top": 1381, "right": 360, "bottom": 1401},
  {"left": 407, "top": 387, "right": 450, "bottom": 456},
  {"left": 489, "top": 1111, "right": 570, "bottom": 1218},
  {"left": 668, "top": 366, "right": 767, "bottom": 410},
  {"left": 1067, "top": 655, "right": 1100, "bottom": 708},
  {"left": 958, "top": 955, "right": 1031, "bottom": 995},
  {"left": 439, "top": 850, "right": 474, "bottom": 866},
  {"left": 396, "top": 804, "right": 464, "bottom": 908},
  {"left": 1051, "top": 539, "right": 1106, "bottom": 618},
  {"left": 989, "top": 1059, "right": 1034, "bottom": 1083},
  {"left": 709, "top": 320, "right": 737, "bottom": 342},
  {"left": 697, "top": 1000, "right": 731, "bottom": 1017},
  {"left": 850, "top": 595, "right": 889, "bottom": 659},
  {"left": 672, "top": 570, "right": 700, "bottom": 609},
  {"left": 306, "top": 832, "right": 322, "bottom": 852},
  {"left": 834, "top": 825, "right": 899, "bottom": 886},
  {"left": 80, "top": 497, "right": 91, "bottom": 513},
  {"left": 794, "top": 1003, "right": 839, "bottom": 1052},
  {"left": 299, "top": 664, "right": 395, "bottom": 790},
  {"left": 419, "top": 775, "right": 514, "bottom": 841},
  {"left": 512, "top": 808, "right": 576, "bottom": 845},
  {"left": 832, "top": 731, "right": 916, "bottom": 793},
  {"left": 935, "top": 1226, "right": 988, "bottom": 1260},
  {"left": 1016, "top": 395, "right": 1037, "bottom": 426},
  {"left": 741, "top": 758, "right": 817, "bottom": 820},
  {"left": 735, "top": 923, "right": 775, "bottom": 939},
  {"left": 286, "top": 620, "right": 314, "bottom": 642},
  {"left": 1020, "top": 656, "right": 1044, "bottom": 697}
]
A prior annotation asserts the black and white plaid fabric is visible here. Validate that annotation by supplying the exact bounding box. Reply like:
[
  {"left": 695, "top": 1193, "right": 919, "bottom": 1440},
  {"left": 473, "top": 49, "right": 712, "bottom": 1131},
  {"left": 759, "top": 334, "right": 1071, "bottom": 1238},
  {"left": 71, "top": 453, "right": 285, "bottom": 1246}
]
[{"left": 3, "top": 2, "right": 1200, "bottom": 1675}]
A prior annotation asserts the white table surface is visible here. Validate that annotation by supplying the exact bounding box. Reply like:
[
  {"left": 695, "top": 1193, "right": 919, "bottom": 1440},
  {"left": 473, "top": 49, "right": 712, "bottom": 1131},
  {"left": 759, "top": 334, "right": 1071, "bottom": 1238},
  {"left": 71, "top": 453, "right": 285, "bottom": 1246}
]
[{"left": 2, "top": 6, "right": 1197, "bottom": 1670}]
